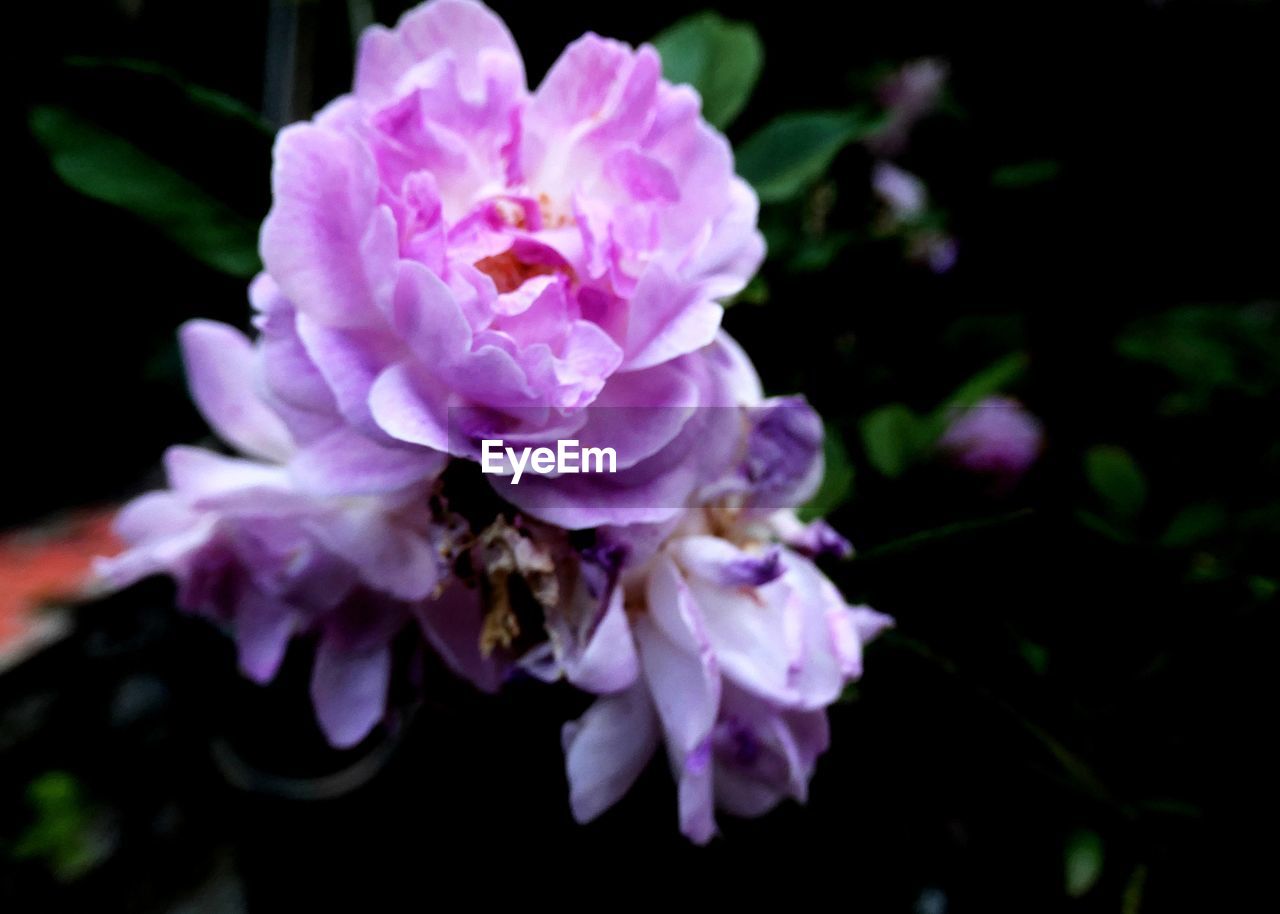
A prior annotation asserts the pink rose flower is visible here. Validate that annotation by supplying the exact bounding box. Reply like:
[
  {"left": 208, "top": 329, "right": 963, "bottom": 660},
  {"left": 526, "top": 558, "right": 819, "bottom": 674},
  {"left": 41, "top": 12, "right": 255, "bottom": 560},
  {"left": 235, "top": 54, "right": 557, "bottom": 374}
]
[{"left": 258, "top": 0, "right": 764, "bottom": 525}]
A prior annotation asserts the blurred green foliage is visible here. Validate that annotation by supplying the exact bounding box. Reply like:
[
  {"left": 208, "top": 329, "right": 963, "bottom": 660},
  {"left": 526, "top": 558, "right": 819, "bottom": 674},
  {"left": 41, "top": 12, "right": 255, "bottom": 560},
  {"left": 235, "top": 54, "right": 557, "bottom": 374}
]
[
  {"left": 991, "top": 159, "right": 1063, "bottom": 189},
  {"left": 1085, "top": 445, "right": 1148, "bottom": 519},
  {"left": 1064, "top": 828, "right": 1105, "bottom": 898},
  {"left": 799, "top": 425, "right": 855, "bottom": 520},
  {"left": 1116, "top": 303, "right": 1280, "bottom": 414},
  {"left": 11, "top": 772, "right": 111, "bottom": 882},
  {"left": 653, "top": 12, "right": 762, "bottom": 130},
  {"left": 30, "top": 106, "right": 260, "bottom": 278},
  {"left": 860, "top": 403, "right": 934, "bottom": 479},
  {"left": 856, "top": 353, "right": 1031, "bottom": 480},
  {"left": 736, "top": 110, "right": 881, "bottom": 203},
  {"left": 65, "top": 56, "right": 271, "bottom": 133},
  {"left": 12, "top": 5, "right": 1277, "bottom": 908}
]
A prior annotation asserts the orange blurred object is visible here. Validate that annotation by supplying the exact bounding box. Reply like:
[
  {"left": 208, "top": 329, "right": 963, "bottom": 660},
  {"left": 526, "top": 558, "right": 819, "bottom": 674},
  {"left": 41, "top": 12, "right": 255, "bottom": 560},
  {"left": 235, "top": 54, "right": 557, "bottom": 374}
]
[{"left": 0, "top": 507, "right": 122, "bottom": 661}]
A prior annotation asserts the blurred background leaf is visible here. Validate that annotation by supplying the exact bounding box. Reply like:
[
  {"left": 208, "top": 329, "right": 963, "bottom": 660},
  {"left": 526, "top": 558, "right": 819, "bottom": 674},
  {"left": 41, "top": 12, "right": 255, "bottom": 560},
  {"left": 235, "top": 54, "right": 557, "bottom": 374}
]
[
  {"left": 65, "top": 56, "right": 270, "bottom": 133},
  {"left": 940, "top": 352, "right": 1029, "bottom": 409},
  {"left": 1085, "top": 445, "right": 1147, "bottom": 518},
  {"left": 1116, "top": 303, "right": 1280, "bottom": 414},
  {"left": 860, "top": 403, "right": 933, "bottom": 478},
  {"left": 12, "top": 772, "right": 113, "bottom": 883},
  {"left": 7, "top": 2, "right": 1280, "bottom": 909},
  {"left": 652, "top": 12, "right": 762, "bottom": 130},
  {"left": 737, "top": 110, "right": 879, "bottom": 203},
  {"left": 1160, "top": 501, "right": 1227, "bottom": 548},
  {"left": 800, "top": 425, "right": 855, "bottom": 520},
  {"left": 29, "top": 106, "right": 261, "bottom": 278},
  {"left": 1065, "top": 829, "right": 1104, "bottom": 898},
  {"left": 991, "top": 159, "right": 1062, "bottom": 189}
]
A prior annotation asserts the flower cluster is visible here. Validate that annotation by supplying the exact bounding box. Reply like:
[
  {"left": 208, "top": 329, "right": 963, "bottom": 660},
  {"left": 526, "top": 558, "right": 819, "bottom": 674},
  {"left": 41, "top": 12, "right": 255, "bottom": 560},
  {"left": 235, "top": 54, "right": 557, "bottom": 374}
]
[{"left": 97, "top": 0, "right": 889, "bottom": 842}]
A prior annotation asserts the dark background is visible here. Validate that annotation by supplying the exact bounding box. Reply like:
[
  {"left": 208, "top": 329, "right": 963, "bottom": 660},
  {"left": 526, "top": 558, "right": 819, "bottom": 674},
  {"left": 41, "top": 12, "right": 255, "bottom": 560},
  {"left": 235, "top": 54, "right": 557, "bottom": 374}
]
[{"left": 4, "top": 1, "right": 1278, "bottom": 910}]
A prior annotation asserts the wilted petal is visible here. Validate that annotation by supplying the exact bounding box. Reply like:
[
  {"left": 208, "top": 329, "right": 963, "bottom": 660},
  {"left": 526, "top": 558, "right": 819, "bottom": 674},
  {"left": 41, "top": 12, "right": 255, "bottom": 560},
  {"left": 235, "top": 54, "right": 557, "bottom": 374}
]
[
  {"left": 234, "top": 589, "right": 296, "bottom": 684},
  {"left": 414, "top": 581, "right": 506, "bottom": 693}
]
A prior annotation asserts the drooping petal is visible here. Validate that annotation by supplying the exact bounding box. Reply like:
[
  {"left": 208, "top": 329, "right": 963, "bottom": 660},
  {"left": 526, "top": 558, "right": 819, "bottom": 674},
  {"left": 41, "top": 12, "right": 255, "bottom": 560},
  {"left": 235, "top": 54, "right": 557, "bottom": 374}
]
[
  {"left": 163, "top": 447, "right": 292, "bottom": 500},
  {"left": 234, "top": 589, "right": 296, "bottom": 685},
  {"left": 677, "top": 738, "right": 717, "bottom": 844},
  {"left": 289, "top": 425, "right": 443, "bottom": 497},
  {"left": 634, "top": 611, "right": 719, "bottom": 758},
  {"left": 307, "top": 502, "right": 441, "bottom": 602},
  {"left": 414, "top": 581, "right": 506, "bottom": 693},
  {"left": 310, "top": 633, "right": 392, "bottom": 749},
  {"left": 179, "top": 320, "right": 294, "bottom": 462},
  {"left": 562, "top": 685, "right": 660, "bottom": 824},
  {"left": 559, "top": 582, "right": 639, "bottom": 694}
]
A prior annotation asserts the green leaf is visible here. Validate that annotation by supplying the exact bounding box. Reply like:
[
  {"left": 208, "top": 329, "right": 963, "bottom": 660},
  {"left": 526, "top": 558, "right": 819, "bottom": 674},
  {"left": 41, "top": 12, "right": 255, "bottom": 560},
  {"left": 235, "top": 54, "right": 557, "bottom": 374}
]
[
  {"left": 1160, "top": 502, "right": 1227, "bottom": 548},
  {"left": 1084, "top": 445, "right": 1147, "bottom": 518},
  {"left": 789, "top": 231, "right": 855, "bottom": 273},
  {"left": 991, "top": 159, "right": 1062, "bottom": 188},
  {"left": 727, "top": 274, "right": 770, "bottom": 307},
  {"left": 860, "top": 403, "right": 933, "bottom": 478},
  {"left": 14, "top": 772, "right": 110, "bottom": 882},
  {"left": 65, "top": 56, "right": 270, "bottom": 132},
  {"left": 1065, "top": 829, "right": 1104, "bottom": 898},
  {"left": 1249, "top": 576, "right": 1278, "bottom": 601},
  {"left": 737, "top": 110, "right": 878, "bottom": 203},
  {"left": 30, "top": 106, "right": 261, "bottom": 277},
  {"left": 1122, "top": 865, "right": 1148, "bottom": 914},
  {"left": 1075, "top": 508, "right": 1135, "bottom": 544},
  {"left": 1018, "top": 639, "right": 1049, "bottom": 675},
  {"left": 1115, "top": 304, "right": 1280, "bottom": 413},
  {"left": 653, "top": 12, "right": 763, "bottom": 130},
  {"left": 860, "top": 509, "right": 1034, "bottom": 560},
  {"left": 941, "top": 352, "right": 1029, "bottom": 409},
  {"left": 799, "top": 426, "right": 855, "bottom": 520}
]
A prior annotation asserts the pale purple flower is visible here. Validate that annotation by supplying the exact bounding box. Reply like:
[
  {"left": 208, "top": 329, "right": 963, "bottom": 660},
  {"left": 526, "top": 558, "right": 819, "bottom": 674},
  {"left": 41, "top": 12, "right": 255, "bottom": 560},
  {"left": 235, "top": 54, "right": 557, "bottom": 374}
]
[
  {"left": 919, "top": 234, "right": 958, "bottom": 274},
  {"left": 694, "top": 396, "right": 826, "bottom": 511},
  {"left": 95, "top": 319, "right": 494, "bottom": 747},
  {"left": 92, "top": 2, "right": 892, "bottom": 841},
  {"left": 769, "top": 513, "right": 854, "bottom": 560},
  {"left": 873, "top": 161, "right": 929, "bottom": 219},
  {"left": 552, "top": 395, "right": 890, "bottom": 840},
  {"left": 482, "top": 331, "right": 764, "bottom": 528},
  {"left": 872, "top": 161, "right": 957, "bottom": 274},
  {"left": 938, "top": 395, "right": 1044, "bottom": 490},
  {"left": 869, "top": 58, "right": 948, "bottom": 156},
  {"left": 525, "top": 395, "right": 831, "bottom": 697},
  {"left": 257, "top": 0, "right": 764, "bottom": 525},
  {"left": 560, "top": 510, "right": 892, "bottom": 842}
]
